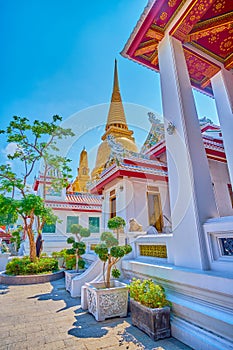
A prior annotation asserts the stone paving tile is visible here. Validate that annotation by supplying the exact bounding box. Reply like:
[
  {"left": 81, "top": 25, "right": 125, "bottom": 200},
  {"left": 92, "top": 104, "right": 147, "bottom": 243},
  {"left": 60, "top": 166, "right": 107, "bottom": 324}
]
[{"left": 0, "top": 278, "right": 192, "bottom": 350}]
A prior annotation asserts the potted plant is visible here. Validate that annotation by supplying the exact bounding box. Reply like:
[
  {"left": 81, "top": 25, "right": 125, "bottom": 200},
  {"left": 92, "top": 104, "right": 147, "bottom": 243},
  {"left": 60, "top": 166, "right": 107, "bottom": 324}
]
[
  {"left": 65, "top": 224, "right": 90, "bottom": 292},
  {"left": 129, "top": 278, "right": 171, "bottom": 340},
  {"left": 84, "top": 231, "right": 132, "bottom": 321},
  {"left": 66, "top": 224, "right": 91, "bottom": 272},
  {"left": 107, "top": 216, "right": 126, "bottom": 241}
]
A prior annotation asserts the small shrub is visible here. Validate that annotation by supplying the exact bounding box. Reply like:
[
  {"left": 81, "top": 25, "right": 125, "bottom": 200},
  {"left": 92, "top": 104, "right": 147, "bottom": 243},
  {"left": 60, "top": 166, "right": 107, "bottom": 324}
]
[
  {"left": 129, "top": 278, "right": 171, "bottom": 308},
  {"left": 5, "top": 256, "right": 58, "bottom": 275},
  {"left": 51, "top": 249, "right": 67, "bottom": 258},
  {"left": 64, "top": 254, "right": 76, "bottom": 270}
]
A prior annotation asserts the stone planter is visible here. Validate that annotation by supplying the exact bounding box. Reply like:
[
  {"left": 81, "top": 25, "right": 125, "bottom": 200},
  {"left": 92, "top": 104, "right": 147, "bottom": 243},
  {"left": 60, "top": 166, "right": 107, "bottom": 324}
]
[
  {"left": 0, "top": 270, "right": 64, "bottom": 285},
  {"left": 65, "top": 269, "right": 85, "bottom": 293},
  {"left": 85, "top": 280, "right": 128, "bottom": 321},
  {"left": 130, "top": 299, "right": 171, "bottom": 340},
  {"left": 65, "top": 270, "right": 79, "bottom": 292}
]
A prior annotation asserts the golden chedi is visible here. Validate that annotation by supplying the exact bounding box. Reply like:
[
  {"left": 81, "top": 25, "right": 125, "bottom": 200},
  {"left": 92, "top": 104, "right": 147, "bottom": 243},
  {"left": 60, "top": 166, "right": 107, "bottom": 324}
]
[{"left": 92, "top": 60, "right": 138, "bottom": 179}]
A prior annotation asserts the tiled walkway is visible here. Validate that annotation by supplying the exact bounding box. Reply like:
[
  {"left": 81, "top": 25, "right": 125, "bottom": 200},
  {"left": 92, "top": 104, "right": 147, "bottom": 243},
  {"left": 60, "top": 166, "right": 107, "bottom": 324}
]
[{"left": 0, "top": 278, "right": 192, "bottom": 350}]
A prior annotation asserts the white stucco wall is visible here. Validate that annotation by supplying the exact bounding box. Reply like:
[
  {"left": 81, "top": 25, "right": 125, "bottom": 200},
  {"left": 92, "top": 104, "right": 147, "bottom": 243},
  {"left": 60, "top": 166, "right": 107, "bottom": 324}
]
[
  {"left": 208, "top": 159, "right": 233, "bottom": 216},
  {"left": 101, "top": 176, "right": 170, "bottom": 232}
]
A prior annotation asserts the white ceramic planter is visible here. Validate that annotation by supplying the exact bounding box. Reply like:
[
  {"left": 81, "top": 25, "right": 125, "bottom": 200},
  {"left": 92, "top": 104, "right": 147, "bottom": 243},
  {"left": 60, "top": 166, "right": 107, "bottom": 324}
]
[{"left": 85, "top": 280, "right": 128, "bottom": 321}]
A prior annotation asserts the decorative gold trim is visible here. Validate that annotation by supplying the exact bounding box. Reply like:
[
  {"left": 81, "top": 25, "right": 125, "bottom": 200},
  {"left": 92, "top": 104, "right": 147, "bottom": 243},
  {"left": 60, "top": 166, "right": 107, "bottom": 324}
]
[
  {"left": 190, "top": 41, "right": 225, "bottom": 63},
  {"left": 139, "top": 244, "right": 167, "bottom": 258}
]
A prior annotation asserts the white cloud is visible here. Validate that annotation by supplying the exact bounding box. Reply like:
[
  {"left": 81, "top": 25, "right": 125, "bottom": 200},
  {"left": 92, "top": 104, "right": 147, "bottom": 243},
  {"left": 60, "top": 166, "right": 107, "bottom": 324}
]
[{"left": 3, "top": 142, "right": 18, "bottom": 156}]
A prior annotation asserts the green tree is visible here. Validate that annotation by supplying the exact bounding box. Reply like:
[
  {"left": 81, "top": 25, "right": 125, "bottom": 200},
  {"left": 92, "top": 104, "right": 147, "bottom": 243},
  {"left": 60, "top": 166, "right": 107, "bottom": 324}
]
[
  {"left": 95, "top": 231, "right": 132, "bottom": 288},
  {"left": 66, "top": 224, "right": 91, "bottom": 271},
  {"left": 107, "top": 216, "right": 126, "bottom": 241},
  {"left": 0, "top": 115, "right": 74, "bottom": 262}
]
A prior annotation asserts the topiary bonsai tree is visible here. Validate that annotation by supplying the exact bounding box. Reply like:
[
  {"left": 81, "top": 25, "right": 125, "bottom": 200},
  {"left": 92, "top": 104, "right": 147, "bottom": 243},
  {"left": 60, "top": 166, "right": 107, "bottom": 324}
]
[
  {"left": 66, "top": 224, "right": 91, "bottom": 272},
  {"left": 94, "top": 231, "right": 132, "bottom": 288},
  {"left": 107, "top": 216, "right": 126, "bottom": 241}
]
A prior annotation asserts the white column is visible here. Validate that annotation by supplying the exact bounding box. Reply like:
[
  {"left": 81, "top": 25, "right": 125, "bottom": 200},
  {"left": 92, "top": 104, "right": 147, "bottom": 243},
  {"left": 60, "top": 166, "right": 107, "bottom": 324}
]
[
  {"left": 158, "top": 35, "right": 218, "bottom": 269},
  {"left": 211, "top": 69, "right": 233, "bottom": 187}
]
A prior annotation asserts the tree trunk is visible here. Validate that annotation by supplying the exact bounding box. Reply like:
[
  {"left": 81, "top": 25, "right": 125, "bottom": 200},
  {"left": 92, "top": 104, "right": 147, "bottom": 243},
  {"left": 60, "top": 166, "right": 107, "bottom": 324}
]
[
  {"left": 28, "top": 227, "right": 36, "bottom": 262},
  {"left": 106, "top": 262, "right": 111, "bottom": 288},
  {"left": 76, "top": 250, "right": 79, "bottom": 272}
]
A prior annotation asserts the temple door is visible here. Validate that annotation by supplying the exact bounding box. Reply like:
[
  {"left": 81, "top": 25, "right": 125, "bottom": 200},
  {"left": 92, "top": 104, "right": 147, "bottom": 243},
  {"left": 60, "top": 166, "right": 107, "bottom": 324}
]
[{"left": 148, "top": 193, "right": 163, "bottom": 232}]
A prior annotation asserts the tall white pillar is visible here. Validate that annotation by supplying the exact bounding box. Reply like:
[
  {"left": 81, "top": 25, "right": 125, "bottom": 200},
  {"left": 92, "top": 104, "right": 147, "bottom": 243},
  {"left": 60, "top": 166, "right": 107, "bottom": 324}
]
[
  {"left": 211, "top": 69, "right": 233, "bottom": 187},
  {"left": 158, "top": 35, "right": 218, "bottom": 269}
]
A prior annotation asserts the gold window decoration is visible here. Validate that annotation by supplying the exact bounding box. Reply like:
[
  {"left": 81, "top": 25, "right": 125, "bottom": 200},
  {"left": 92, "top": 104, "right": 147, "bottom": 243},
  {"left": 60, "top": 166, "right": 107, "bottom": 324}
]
[{"left": 139, "top": 244, "right": 167, "bottom": 258}]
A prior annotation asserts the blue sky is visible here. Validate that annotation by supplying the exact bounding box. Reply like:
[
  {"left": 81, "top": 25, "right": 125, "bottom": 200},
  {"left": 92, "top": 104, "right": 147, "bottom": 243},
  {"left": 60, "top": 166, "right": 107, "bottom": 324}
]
[{"left": 0, "top": 0, "right": 219, "bottom": 179}]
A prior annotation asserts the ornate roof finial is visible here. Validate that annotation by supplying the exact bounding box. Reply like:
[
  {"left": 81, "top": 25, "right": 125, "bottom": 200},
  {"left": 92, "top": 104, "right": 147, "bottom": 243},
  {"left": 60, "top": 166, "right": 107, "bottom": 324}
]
[{"left": 111, "top": 59, "right": 121, "bottom": 102}]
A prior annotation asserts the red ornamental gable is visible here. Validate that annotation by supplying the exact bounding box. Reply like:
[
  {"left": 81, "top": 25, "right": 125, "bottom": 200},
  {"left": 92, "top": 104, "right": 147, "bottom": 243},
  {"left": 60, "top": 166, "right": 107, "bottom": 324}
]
[{"left": 122, "top": 0, "right": 233, "bottom": 96}]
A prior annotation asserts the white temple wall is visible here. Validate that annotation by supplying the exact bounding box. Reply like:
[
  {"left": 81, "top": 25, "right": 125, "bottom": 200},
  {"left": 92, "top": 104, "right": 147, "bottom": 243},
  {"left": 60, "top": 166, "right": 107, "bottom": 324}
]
[
  {"left": 208, "top": 159, "right": 233, "bottom": 217},
  {"left": 43, "top": 209, "right": 101, "bottom": 237}
]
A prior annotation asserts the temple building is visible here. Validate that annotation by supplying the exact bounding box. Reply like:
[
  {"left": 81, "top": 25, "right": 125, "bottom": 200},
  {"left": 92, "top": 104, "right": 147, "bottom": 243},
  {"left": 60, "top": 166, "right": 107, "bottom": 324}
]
[
  {"left": 91, "top": 60, "right": 138, "bottom": 179},
  {"left": 117, "top": 1, "right": 233, "bottom": 349}
]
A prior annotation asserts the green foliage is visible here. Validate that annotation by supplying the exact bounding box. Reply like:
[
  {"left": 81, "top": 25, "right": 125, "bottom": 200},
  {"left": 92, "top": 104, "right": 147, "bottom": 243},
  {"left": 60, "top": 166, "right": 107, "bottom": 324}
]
[
  {"left": 64, "top": 255, "right": 76, "bottom": 270},
  {"left": 111, "top": 267, "right": 121, "bottom": 279},
  {"left": 51, "top": 249, "right": 67, "bottom": 258},
  {"left": 94, "top": 243, "right": 108, "bottom": 262},
  {"left": 100, "top": 231, "right": 118, "bottom": 248},
  {"left": 0, "top": 115, "right": 74, "bottom": 261},
  {"left": 94, "top": 231, "right": 132, "bottom": 287},
  {"left": 70, "top": 224, "right": 91, "bottom": 240},
  {"left": 129, "top": 278, "right": 171, "bottom": 309},
  {"left": 80, "top": 227, "right": 91, "bottom": 238},
  {"left": 5, "top": 256, "right": 58, "bottom": 275},
  {"left": 67, "top": 236, "right": 75, "bottom": 244},
  {"left": 107, "top": 216, "right": 126, "bottom": 230},
  {"left": 78, "top": 258, "right": 85, "bottom": 269},
  {"left": 110, "top": 245, "right": 128, "bottom": 258},
  {"left": 10, "top": 228, "right": 22, "bottom": 251},
  {"left": 66, "top": 224, "right": 89, "bottom": 271},
  {"left": 0, "top": 195, "right": 19, "bottom": 225}
]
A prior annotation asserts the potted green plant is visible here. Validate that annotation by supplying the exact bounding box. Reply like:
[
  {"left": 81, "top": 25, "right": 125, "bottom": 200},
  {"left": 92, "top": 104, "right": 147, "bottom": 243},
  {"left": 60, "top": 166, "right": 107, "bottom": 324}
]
[
  {"left": 66, "top": 224, "right": 91, "bottom": 272},
  {"left": 84, "top": 231, "right": 132, "bottom": 321},
  {"left": 65, "top": 224, "right": 90, "bottom": 292},
  {"left": 107, "top": 216, "right": 126, "bottom": 241},
  {"left": 129, "top": 278, "right": 171, "bottom": 340}
]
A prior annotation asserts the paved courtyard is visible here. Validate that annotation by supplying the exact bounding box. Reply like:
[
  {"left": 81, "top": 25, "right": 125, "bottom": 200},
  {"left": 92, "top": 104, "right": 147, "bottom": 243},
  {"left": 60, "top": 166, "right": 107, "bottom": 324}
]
[{"left": 0, "top": 278, "right": 192, "bottom": 350}]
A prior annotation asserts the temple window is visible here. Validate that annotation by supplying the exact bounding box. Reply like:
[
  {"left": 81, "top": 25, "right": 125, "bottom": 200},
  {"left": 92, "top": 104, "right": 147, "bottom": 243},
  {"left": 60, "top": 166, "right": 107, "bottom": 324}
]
[
  {"left": 89, "top": 217, "right": 100, "bottom": 233},
  {"left": 66, "top": 216, "right": 79, "bottom": 233},
  {"left": 42, "top": 223, "right": 56, "bottom": 234}
]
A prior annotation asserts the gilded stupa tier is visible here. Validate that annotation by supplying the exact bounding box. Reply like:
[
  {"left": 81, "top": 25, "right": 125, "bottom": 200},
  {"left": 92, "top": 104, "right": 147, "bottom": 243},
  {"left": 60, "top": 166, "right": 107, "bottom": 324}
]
[
  {"left": 92, "top": 60, "right": 138, "bottom": 179},
  {"left": 71, "top": 147, "right": 90, "bottom": 192}
]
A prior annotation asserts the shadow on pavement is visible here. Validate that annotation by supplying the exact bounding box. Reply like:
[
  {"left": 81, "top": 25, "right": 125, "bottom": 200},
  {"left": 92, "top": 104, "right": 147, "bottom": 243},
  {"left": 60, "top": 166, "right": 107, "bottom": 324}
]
[
  {"left": 0, "top": 284, "right": 9, "bottom": 295},
  {"left": 27, "top": 278, "right": 78, "bottom": 312}
]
